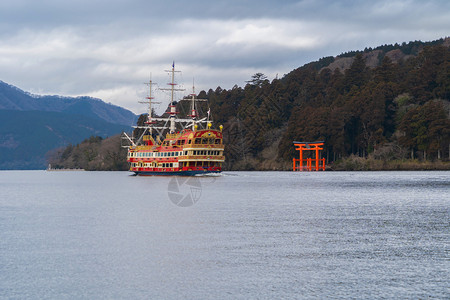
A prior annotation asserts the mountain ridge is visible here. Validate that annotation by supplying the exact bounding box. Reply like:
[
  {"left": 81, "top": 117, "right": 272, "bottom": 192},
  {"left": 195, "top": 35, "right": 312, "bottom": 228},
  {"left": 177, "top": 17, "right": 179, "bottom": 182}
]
[
  {"left": 0, "top": 81, "right": 136, "bottom": 169},
  {"left": 0, "top": 80, "right": 137, "bottom": 126}
]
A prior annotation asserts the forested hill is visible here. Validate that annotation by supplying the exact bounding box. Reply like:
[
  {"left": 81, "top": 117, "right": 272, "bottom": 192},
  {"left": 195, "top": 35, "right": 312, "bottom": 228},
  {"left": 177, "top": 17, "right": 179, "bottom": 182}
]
[
  {"left": 52, "top": 38, "right": 450, "bottom": 171},
  {"left": 200, "top": 37, "right": 450, "bottom": 170}
]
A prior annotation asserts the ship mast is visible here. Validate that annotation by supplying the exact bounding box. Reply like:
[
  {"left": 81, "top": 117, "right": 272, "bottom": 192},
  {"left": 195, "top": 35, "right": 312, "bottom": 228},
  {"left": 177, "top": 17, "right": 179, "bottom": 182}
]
[
  {"left": 160, "top": 62, "right": 184, "bottom": 133},
  {"left": 144, "top": 78, "right": 155, "bottom": 134},
  {"left": 184, "top": 79, "right": 208, "bottom": 130}
]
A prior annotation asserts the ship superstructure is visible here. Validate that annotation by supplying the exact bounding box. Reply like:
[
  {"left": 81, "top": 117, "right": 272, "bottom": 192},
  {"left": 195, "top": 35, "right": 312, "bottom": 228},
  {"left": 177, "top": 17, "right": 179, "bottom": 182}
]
[{"left": 123, "top": 63, "right": 225, "bottom": 176}]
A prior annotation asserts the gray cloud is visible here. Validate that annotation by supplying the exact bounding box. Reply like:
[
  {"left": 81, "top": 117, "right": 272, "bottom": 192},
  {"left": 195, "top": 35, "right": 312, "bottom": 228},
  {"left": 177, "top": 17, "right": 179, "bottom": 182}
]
[{"left": 0, "top": 0, "right": 448, "bottom": 114}]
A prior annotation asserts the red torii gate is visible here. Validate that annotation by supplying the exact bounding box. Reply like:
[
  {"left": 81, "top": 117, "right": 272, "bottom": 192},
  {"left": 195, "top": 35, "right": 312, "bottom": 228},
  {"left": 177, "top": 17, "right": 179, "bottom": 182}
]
[{"left": 292, "top": 141, "right": 326, "bottom": 171}]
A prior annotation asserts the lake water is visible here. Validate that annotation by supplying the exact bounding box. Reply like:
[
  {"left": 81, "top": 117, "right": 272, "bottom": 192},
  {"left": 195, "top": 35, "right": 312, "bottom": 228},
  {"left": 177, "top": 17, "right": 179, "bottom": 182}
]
[{"left": 0, "top": 171, "right": 449, "bottom": 299}]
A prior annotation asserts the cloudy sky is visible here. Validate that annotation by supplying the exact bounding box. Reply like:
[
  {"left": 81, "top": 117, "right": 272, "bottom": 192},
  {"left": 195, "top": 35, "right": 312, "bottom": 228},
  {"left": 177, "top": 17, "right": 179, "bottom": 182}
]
[{"left": 0, "top": 0, "right": 449, "bottom": 114}]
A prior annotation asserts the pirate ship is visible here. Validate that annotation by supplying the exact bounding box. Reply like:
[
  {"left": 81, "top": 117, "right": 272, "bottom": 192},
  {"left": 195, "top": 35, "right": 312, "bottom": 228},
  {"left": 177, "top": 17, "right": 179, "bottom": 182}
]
[{"left": 122, "top": 63, "right": 225, "bottom": 176}]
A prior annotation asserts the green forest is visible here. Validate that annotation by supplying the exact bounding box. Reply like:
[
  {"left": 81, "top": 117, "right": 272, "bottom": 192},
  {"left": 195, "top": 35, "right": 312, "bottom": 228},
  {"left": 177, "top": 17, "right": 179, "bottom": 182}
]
[{"left": 50, "top": 38, "right": 450, "bottom": 171}]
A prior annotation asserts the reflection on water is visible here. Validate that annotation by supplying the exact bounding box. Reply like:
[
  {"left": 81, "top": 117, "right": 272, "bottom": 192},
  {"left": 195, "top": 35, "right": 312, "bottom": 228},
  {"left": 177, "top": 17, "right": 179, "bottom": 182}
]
[{"left": 0, "top": 171, "right": 449, "bottom": 299}]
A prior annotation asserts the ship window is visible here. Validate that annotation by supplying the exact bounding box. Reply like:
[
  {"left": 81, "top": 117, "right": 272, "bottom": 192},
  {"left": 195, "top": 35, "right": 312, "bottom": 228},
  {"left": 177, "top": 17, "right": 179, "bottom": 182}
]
[
  {"left": 209, "top": 138, "right": 214, "bottom": 144},
  {"left": 201, "top": 138, "right": 207, "bottom": 144},
  {"left": 195, "top": 138, "right": 201, "bottom": 144},
  {"left": 188, "top": 140, "right": 192, "bottom": 144},
  {"left": 215, "top": 139, "right": 220, "bottom": 144}
]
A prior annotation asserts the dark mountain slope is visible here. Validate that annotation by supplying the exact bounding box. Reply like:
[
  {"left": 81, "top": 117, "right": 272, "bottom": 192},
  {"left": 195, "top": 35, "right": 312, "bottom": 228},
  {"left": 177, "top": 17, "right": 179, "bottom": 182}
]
[{"left": 0, "top": 110, "right": 130, "bottom": 169}]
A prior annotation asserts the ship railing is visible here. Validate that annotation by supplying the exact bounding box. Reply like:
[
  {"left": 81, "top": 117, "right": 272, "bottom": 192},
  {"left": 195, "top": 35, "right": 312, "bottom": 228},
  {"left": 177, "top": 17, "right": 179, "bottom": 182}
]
[
  {"left": 166, "top": 133, "right": 181, "bottom": 139},
  {"left": 133, "top": 145, "right": 153, "bottom": 151},
  {"left": 178, "top": 155, "right": 225, "bottom": 161},
  {"left": 183, "top": 144, "right": 223, "bottom": 149}
]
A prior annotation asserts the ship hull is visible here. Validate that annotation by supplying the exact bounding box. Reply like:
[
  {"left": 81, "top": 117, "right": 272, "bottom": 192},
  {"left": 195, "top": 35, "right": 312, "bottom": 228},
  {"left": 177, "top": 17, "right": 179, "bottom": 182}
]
[
  {"left": 127, "top": 128, "right": 225, "bottom": 177},
  {"left": 132, "top": 169, "right": 221, "bottom": 176}
]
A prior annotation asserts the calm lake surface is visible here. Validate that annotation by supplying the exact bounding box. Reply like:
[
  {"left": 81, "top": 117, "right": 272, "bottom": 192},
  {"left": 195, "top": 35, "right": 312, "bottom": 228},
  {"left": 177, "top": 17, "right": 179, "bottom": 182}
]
[{"left": 0, "top": 171, "right": 449, "bottom": 299}]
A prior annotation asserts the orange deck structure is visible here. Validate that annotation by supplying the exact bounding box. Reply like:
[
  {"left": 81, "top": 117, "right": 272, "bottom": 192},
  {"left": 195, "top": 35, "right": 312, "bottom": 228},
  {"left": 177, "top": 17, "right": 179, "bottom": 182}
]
[{"left": 292, "top": 141, "right": 325, "bottom": 171}]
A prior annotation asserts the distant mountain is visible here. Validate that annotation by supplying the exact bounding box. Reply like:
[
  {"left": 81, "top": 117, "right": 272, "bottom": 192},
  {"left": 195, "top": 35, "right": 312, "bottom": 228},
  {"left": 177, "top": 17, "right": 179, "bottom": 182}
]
[
  {"left": 0, "top": 81, "right": 137, "bottom": 169},
  {"left": 0, "top": 80, "right": 138, "bottom": 126},
  {"left": 0, "top": 110, "right": 131, "bottom": 169}
]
